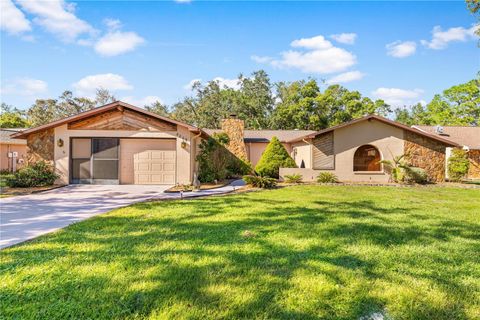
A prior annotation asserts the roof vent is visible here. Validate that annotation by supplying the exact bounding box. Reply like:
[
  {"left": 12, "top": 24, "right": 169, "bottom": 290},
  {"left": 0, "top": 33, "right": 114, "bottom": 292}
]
[{"left": 435, "top": 125, "right": 444, "bottom": 134}]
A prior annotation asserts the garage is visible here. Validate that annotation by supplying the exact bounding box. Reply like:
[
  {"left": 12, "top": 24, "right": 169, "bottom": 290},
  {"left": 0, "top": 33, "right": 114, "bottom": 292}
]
[{"left": 120, "top": 139, "right": 176, "bottom": 185}]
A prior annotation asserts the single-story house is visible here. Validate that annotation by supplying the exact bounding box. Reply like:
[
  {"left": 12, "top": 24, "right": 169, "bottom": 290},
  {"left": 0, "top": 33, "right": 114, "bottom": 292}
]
[
  {"left": 10, "top": 101, "right": 478, "bottom": 185},
  {"left": 0, "top": 128, "right": 28, "bottom": 172}
]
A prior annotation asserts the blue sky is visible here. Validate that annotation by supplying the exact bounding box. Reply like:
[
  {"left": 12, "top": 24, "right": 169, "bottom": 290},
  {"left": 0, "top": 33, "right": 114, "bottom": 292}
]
[{"left": 1, "top": 0, "right": 478, "bottom": 110}]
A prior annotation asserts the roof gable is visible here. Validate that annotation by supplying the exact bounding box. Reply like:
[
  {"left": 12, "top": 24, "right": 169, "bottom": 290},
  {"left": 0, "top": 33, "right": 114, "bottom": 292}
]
[
  {"left": 287, "top": 115, "right": 461, "bottom": 147},
  {"left": 12, "top": 101, "right": 200, "bottom": 139}
]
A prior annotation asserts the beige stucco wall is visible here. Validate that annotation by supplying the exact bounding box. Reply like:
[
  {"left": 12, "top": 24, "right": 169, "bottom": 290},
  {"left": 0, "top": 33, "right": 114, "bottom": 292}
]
[
  {"left": 280, "top": 119, "right": 405, "bottom": 182},
  {"left": 291, "top": 141, "right": 311, "bottom": 168},
  {"left": 0, "top": 143, "right": 27, "bottom": 171},
  {"left": 54, "top": 124, "right": 194, "bottom": 185}
]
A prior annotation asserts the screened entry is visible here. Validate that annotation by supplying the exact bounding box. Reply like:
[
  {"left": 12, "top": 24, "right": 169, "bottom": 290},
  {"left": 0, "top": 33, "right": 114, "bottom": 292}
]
[{"left": 71, "top": 138, "right": 119, "bottom": 184}]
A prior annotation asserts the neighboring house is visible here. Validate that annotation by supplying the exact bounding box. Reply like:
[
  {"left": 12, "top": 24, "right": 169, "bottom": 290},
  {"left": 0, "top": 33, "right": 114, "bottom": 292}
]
[
  {"left": 11, "top": 101, "right": 476, "bottom": 185},
  {"left": 412, "top": 125, "right": 480, "bottom": 179},
  {"left": 0, "top": 128, "right": 28, "bottom": 172}
]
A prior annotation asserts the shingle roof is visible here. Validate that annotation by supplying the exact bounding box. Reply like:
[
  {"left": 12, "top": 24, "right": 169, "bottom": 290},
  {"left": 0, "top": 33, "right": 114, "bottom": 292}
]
[
  {"left": 0, "top": 128, "right": 27, "bottom": 145},
  {"left": 203, "top": 129, "right": 317, "bottom": 143},
  {"left": 413, "top": 125, "right": 480, "bottom": 149}
]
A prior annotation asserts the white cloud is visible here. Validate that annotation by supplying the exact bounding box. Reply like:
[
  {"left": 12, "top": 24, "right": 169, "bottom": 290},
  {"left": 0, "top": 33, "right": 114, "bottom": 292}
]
[
  {"left": 291, "top": 35, "right": 333, "bottom": 50},
  {"left": 213, "top": 77, "right": 241, "bottom": 90},
  {"left": 16, "top": 0, "right": 95, "bottom": 42},
  {"left": 326, "top": 71, "right": 365, "bottom": 84},
  {"left": 421, "top": 25, "right": 478, "bottom": 50},
  {"left": 122, "top": 95, "right": 163, "bottom": 106},
  {"left": 254, "top": 35, "right": 357, "bottom": 74},
  {"left": 104, "top": 18, "right": 121, "bottom": 31},
  {"left": 73, "top": 73, "right": 133, "bottom": 97},
  {"left": 184, "top": 78, "right": 202, "bottom": 90},
  {"left": 386, "top": 41, "right": 416, "bottom": 58},
  {"left": 372, "top": 87, "right": 424, "bottom": 107},
  {"left": 1, "top": 77, "right": 48, "bottom": 96},
  {"left": 175, "top": 0, "right": 192, "bottom": 3},
  {"left": 94, "top": 31, "right": 145, "bottom": 56},
  {"left": 251, "top": 55, "right": 273, "bottom": 63},
  {"left": 0, "top": 0, "right": 31, "bottom": 34},
  {"left": 330, "top": 33, "right": 357, "bottom": 45}
]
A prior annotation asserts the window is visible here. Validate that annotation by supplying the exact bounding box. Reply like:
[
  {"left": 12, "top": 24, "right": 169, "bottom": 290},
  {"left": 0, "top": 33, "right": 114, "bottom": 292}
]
[{"left": 353, "top": 145, "right": 381, "bottom": 171}]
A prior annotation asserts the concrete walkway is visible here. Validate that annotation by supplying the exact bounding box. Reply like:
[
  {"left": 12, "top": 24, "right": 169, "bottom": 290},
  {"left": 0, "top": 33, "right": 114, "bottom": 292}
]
[{"left": 0, "top": 180, "right": 244, "bottom": 249}]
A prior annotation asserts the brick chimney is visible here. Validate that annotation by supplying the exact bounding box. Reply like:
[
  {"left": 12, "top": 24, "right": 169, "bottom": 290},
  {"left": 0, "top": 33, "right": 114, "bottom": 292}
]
[{"left": 221, "top": 115, "right": 248, "bottom": 160}]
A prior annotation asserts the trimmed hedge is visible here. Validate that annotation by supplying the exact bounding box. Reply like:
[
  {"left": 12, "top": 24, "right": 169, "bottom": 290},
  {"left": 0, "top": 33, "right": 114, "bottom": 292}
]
[{"left": 255, "top": 136, "right": 296, "bottom": 178}]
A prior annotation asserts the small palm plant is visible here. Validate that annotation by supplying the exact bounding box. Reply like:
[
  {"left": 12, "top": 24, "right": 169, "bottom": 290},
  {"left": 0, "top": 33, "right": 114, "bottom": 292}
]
[{"left": 379, "top": 152, "right": 411, "bottom": 183}]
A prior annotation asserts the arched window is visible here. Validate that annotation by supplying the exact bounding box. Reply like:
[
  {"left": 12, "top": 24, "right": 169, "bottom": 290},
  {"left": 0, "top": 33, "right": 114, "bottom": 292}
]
[{"left": 354, "top": 145, "right": 381, "bottom": 171}]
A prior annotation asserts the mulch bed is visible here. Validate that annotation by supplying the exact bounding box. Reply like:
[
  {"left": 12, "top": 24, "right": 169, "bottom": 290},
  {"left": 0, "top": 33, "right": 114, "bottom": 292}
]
[{"left": 0, "top": 185, "right": 65, "bottom": 197}]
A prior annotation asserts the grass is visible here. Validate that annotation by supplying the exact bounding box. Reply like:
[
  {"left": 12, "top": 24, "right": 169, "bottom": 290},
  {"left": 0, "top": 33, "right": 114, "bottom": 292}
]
[
  {"left": 1, "top": 186, "right": 479, "bottom": 320},
  {"left": 0, "top": 172, "right": 13, "bottom": 188}
]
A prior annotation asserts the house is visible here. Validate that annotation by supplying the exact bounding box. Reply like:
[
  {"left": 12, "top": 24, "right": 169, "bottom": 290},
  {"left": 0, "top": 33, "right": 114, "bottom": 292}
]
[
  {"left": 11, "top": 101, "right": 207, "bottom": 185},
  {"left": 412, "top": 125, "right": 480, "bottom": 179},
  {"left": 211, "top": 114, "right": 461, "bottom": 183},
  {"left": 11, "top": 101, "right": 476, "bottom": 185},
  {"left": 0, "top": 128, "right": 28, "bottom": 172}
]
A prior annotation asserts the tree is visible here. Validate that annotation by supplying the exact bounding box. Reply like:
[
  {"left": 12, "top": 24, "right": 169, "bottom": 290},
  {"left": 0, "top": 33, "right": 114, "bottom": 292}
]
[
  {"left": 255, "top": 136, "right": 297, "bottom": 178},
  {"left": 172, "top": 70, "right": 274, "bottom": 129},
  {"left": 95, "top": 88, "right": 116, "bottom": 107},
  {"left": 0, "top": 103, "right": 29, "bottom": 128},
  {"left": 466, "top": 0, "right": 480, "bottom": 37},
  {"left": 145, "top": 101, "right": 170, "bottom": 117},
  {"left": 26, "top": 89, "right": 117, "bottom": 126},
  {"left": 395, "top": 79, "right": 480, "bottom": 126},
  {"left": 234, "top": 70, "right": 274, "bottom": 129},
  {"left": 271, "top": 80, "right": 390, "bottom": 130}
]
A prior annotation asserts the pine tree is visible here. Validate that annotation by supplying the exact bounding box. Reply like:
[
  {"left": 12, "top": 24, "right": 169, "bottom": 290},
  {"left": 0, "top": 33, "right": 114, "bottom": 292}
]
[{"left": 255, "top": 136, "right": 297, "bottom": 178}]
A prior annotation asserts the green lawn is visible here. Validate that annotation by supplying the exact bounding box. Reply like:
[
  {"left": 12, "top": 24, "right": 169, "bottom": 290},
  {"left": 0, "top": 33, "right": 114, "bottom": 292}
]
[{"left": 1, "top": 186, "right": 479, "bottom": 320}]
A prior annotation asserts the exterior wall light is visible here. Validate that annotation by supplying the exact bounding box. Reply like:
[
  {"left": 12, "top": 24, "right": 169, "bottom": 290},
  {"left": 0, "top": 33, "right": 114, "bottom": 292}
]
[{"left": 57, "top": 138, "right": 64, "bottom": 147}]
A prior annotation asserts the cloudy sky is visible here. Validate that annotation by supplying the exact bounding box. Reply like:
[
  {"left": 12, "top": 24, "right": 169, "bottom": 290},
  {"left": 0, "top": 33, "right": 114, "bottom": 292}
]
[{"left": 1, "top": 0, "right": 478, "bottom": 110}]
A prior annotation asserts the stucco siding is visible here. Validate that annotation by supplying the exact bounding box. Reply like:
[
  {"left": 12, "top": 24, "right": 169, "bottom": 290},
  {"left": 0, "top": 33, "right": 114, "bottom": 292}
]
[
  {"left": 292, "top": 141, "right": 311, "bottom": 168},
  {"left": 281, "top": 119, "right": 404, "bottom": 182},
  {"left": 0, "top": 144, "right": 27, "bottom": 171}
]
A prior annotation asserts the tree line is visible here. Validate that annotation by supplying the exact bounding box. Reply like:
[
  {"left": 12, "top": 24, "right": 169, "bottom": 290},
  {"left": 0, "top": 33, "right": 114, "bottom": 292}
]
[{"left": 1, "top": 70, "right": 479, "bottom": 129}]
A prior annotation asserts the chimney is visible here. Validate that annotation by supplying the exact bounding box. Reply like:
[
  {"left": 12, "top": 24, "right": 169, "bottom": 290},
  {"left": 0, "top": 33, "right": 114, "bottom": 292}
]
[{"left": 221, "top": 116, "right": 248, "bottom": 160}]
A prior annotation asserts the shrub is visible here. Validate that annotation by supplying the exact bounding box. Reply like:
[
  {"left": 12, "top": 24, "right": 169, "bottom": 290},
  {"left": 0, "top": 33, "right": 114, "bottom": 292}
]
[
  {"left": 403, "top": 167, "right": 428, "bottom": 184},
  {"left": 6, "top": 161, "right": 58, "bottom": 188},
  {"left": 243, "top": 175, "right": 277, "bottom": 188},
  {"left": 317, "top": 172, "right": 339, "bottom": 183},
  {"left": 255, "top": 136, "right": 297, "bottom": 178},
  {"left": 284, "top": 174, "right": 303, "bottom": 183},
  {"left": 197, "top": 133, "right": 252, "bottom": 183},
  {"left": 448, "top": 149, "right": 469, "bottom": 182}
]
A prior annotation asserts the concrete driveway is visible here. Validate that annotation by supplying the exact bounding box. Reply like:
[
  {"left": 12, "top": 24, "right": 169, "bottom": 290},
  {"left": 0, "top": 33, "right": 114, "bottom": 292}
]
[{"left": 0, "top": 184, "right": 171, "bottom": 249}]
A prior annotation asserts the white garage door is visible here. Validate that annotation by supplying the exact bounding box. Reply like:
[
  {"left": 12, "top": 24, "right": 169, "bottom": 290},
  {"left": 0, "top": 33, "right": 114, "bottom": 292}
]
[{"left": 120, "top": 139, "right": 176, "bottom": 185}]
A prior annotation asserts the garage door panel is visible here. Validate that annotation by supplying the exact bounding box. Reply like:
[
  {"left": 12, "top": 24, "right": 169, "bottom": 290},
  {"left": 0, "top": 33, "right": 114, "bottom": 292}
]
[
  {"left": 164, "top": 163, "right": 175, "bottom": 171},
  {"left": 120, "top": 139, "right": 176, "bottom": 185}
]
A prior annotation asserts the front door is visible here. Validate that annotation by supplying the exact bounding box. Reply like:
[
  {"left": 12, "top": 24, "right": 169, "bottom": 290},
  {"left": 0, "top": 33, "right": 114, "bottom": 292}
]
[{"left": 71, "top": 138, "right": 119, "bottom": 184}]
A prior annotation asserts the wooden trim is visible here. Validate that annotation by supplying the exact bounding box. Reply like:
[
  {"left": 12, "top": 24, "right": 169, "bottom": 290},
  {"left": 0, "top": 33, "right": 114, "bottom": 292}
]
[{"left": 12, "top": 101, "right": 202, "bottom": 139}]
